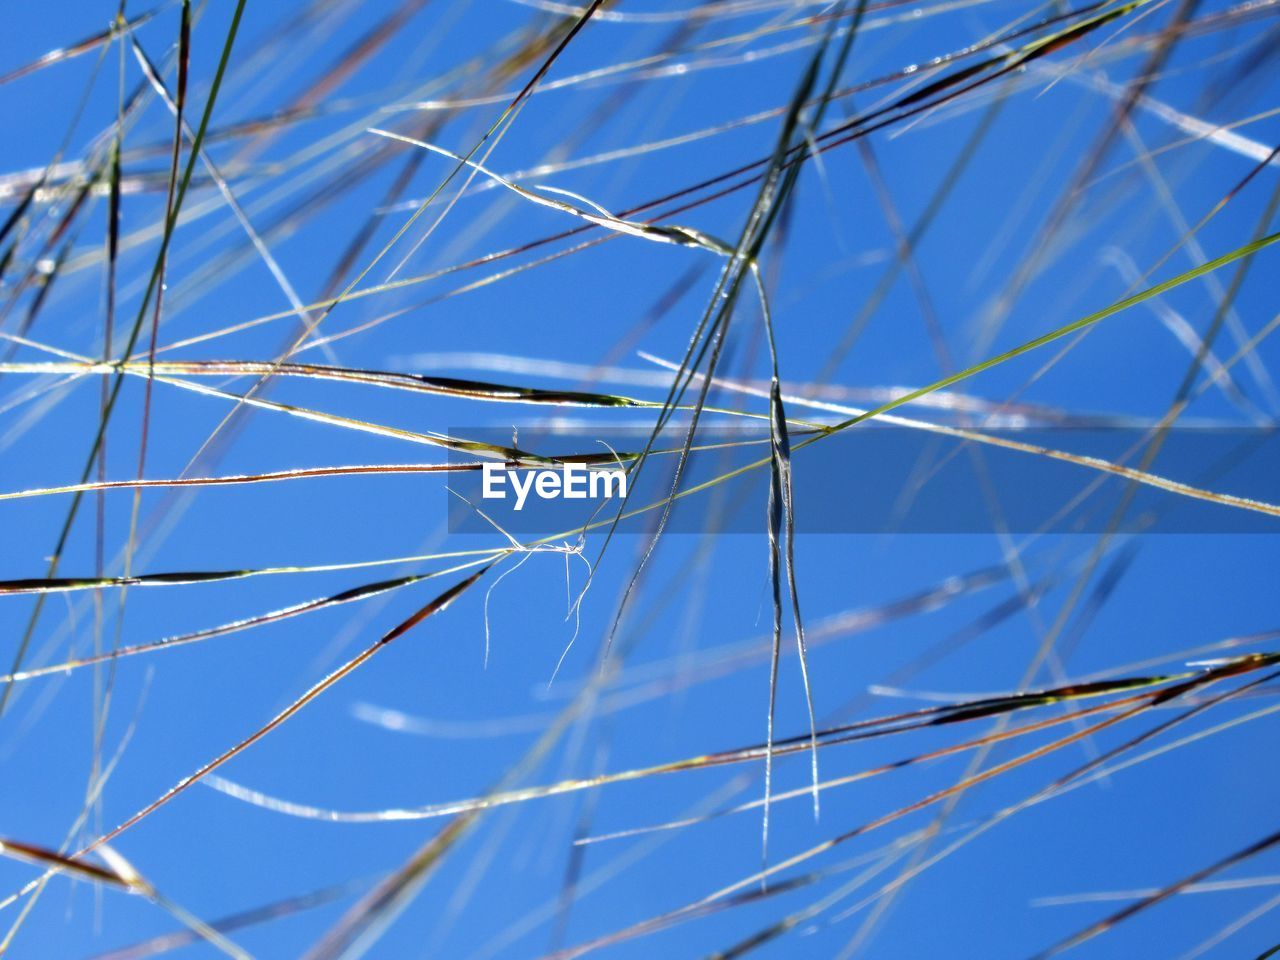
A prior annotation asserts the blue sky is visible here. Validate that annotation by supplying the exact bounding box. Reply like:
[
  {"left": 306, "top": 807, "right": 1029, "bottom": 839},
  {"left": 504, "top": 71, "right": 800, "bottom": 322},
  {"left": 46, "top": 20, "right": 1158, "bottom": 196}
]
[{"left": 1, "top": 0, "right": 1279, "bottom": 957}]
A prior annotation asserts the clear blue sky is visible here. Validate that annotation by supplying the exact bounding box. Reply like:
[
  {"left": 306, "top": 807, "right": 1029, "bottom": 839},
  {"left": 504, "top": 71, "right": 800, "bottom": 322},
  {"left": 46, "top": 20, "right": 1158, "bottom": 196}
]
[{"left": 1, "top": 0, "right": 1279, "bottom": 957}]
